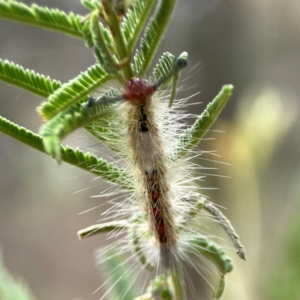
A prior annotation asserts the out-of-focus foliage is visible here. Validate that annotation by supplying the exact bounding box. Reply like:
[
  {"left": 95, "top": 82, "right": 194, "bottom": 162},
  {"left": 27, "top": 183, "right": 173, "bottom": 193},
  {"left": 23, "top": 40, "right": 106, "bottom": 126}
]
[
  {"left": 0, "top": 253, "right": 35, "bottom": 300},
  {"left": 211, "top": 87, "right": 299, "bottom": 300},
  {"left": 267, "top": 186, "right": 300, "bottom": 300}
]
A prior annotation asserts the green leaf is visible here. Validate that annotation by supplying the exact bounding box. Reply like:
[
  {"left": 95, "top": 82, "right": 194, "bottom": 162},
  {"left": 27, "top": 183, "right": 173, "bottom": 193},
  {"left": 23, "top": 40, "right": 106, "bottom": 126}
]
[
  {"left": 152, "top": 51, "right": 175, "bottom": 84},
  {"left": 37, "top": 64, "right": 115, "bottom": 120},
  {"left": 80, "top": 19, "right": 94, "bottom": 47},
  {"left": 78, "top": 220, "right": 127, "bottom": 239},
  {"left": 0, "top": 57, "right": 123, "bottom": 163},
  {"left": 40, "top": 98, "right": 116, "bottom": 162},
  {"left": 81, "top": 0, "right": 103, "bottom": 12},
  {"left": 0, "top": 253, "right": 36, "bottom": 300},
  {"left": 0, "top": 58, "right": 61, "bottom": 97},
  {"left": 151, "top": 52, "right": 188, "bottom": 106},
  {"left": 61, "top": 146, "right": 134, "bottom": 190},
  {"left": 0, "top": 115, "right": 134, "bottom": 189},
  {"left": 77, "top": 90, "right": 125, "bottom": 153},
  {"left": 97, "top": 249, "right": 139, "bottom": 300},
  {"left": 0, "top": 0, "right": 91, "bottom": 43},
  {"left": 134, "top": 276, "right": 173, "bottom": 300},
  {"left": 128, "top": 214, "right": 153, "bottom": 271},
  {"left": 172, "top": 85, "right": 234, "bottom": 160},
  {"left": 122, "top": 0, "right": 156, "bottom": 52},
  {"left": 80, "top": 1, "right": 115, "bottom": 50},
  {"left": 168, "top": 51, "right": 188, "bottom": 107},
  {"left": 85, "top": 118, "right": 123, "bottom": 153},
  {"left": 187, "top": 236, "right": 233, "bottom": 299},
  {"left": 90, "top": 12, "right": 118, "bottom": 74},
  {"left": 180, "top": 192, "right": 246, "bottom": 260},
  {"left": 0, "top": 114, "right": 49, "bottom": 151},
  {"left": 133, "top": 0, "right": 177, "bottom": 77}
]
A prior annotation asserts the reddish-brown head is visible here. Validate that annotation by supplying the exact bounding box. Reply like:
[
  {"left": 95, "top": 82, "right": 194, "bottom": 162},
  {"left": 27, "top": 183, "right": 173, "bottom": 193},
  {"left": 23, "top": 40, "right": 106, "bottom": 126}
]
[{"left": 124, "top": 78, "right": 154, "bottom": 104}]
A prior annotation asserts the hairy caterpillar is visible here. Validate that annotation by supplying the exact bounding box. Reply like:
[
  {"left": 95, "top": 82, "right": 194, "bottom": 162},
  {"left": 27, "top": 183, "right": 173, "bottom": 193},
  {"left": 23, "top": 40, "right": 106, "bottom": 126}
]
[{"left": 74, "top": 68, "right": 245, "bottom": 299}]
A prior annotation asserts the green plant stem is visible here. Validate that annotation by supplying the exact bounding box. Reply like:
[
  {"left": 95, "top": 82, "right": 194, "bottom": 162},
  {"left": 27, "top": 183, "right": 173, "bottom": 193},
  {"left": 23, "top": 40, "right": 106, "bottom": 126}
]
[
  {"left": 101, "top": 0, "right": 133, "bottom": 80},
  {"left": 170, "top": 266, "right": 185, "bottom": 300}
]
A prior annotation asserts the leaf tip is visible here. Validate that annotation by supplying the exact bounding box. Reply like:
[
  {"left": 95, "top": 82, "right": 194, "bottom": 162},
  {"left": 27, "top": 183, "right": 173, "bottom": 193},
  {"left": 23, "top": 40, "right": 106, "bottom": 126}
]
[{"left": 222, "top": 84, "right": 234, "bottom": 95}]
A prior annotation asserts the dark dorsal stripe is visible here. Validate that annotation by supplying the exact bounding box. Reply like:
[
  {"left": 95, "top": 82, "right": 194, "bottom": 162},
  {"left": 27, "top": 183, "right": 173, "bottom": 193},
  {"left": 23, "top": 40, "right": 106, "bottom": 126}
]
[{"left": 139, "top": 106, "right": 149, "bottom": 132}]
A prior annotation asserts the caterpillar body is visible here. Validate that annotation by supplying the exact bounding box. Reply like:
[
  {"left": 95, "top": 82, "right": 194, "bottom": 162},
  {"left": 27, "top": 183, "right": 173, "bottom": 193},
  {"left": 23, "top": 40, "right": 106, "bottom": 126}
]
[
  {"left": 83, "top": 70, "right": 245, "bottom": 299},
  {"left": 127, "top": 79, "right": 177, "bottom": 266}
]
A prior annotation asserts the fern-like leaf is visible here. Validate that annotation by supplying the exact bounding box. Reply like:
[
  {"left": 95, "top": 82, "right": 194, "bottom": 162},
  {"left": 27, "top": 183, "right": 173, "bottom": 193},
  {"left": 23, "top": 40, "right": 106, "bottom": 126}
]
[
  {"left": 0, "top": 115, "right": 134, "bottom": 189},
  {"left": 38, "top": 64, "right": 115, "bottom": 120},
  {"left": 0, "top": 59, "right": 120, "bottom": 155},
  {"left": 122, "top": 0, "right": 156, "bottom": 52},
  {"left": 0, "top": 58, "right": 61, "bottom": 97},
  {"left": 61, "top": 146, "right": 134, "bottom": 190},
  {"left": 0, "top": 115, "right": 49, "bottom": 151},
  {"left": 80, "top": 1, "right": 114, "bottom": 50},
  {"left": 0, "top": 0, "right": 92, "bottom": 45},
  {"left": 40, "top": 100, "right": 116, "bottom": 162},
  {"left": 152, "top": 51, "right": 175, "bottom": 85},
  {"left": 80, "top": 89, "right": 125, "bottom": 153},
  {"left": 133, "top": 0, "right": 177, "bottom": 76},
  {"left": 81, "top": 0, "right": 103, "bottom": 12},
  {"left": 187, "top": 236, "right": 233, "bottom": 299},
  {"left": 172, "top": 85, "right": 234, "bottom": 160},
  {"left": 90, "top": 12, "right": 118, "bottom": 74},
  {"left": 152, "top": 51, "right": 187, "bottom": 107}
]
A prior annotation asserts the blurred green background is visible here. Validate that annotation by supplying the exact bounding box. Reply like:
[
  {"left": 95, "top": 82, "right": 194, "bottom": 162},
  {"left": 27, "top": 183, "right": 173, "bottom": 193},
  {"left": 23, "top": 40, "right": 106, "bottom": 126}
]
[{"left": 0, "top": 0, "right": 300, "bottom": 299}]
